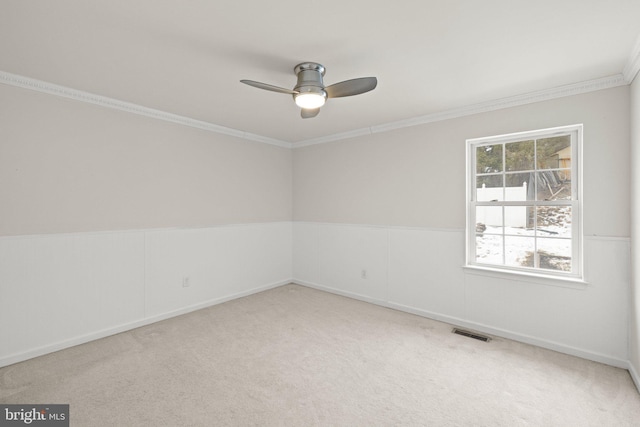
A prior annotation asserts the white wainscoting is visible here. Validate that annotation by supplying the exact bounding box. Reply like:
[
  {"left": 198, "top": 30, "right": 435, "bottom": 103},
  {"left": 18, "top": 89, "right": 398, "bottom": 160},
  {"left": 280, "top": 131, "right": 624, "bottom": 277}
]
[
  {"left": 0, "top": 222, "right": 292, "bottom": 367},
  {"left": 293, "top": 222, "right": 630, "bottom": 368},
  {"left": 1, "top": 221, "right": 630, "bottom": 370}
]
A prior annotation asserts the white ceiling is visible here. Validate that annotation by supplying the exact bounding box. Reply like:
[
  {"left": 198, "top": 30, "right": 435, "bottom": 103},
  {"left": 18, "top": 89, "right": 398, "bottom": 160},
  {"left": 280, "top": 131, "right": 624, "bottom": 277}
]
[{"left": 1, "top": 1, "right": 639, "bottom": 144}]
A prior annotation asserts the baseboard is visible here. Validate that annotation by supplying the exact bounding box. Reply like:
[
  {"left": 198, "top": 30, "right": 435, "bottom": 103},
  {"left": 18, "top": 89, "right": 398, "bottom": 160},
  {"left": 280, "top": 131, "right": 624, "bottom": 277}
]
[
  {"left": 292, "top": 279, "right": 629, "bottom": 370},
  {"left": 628, "top": 361, "right": 640, "bottom": 394},
  {"left": 390, "top": 301, "right": 630, "bottom": 369},
  {"left": 296, "top": 280, "right": 389, "bottom": 307},
  {"left": 0, "top": 279, "right": 292, "bottom": 368}
]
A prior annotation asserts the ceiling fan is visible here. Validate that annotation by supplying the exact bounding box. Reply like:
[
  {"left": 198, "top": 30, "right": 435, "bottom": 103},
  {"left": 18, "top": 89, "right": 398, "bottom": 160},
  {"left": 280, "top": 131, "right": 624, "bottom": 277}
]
[{"left": 240, "top": 62, "right": 377, "bottom": 119}]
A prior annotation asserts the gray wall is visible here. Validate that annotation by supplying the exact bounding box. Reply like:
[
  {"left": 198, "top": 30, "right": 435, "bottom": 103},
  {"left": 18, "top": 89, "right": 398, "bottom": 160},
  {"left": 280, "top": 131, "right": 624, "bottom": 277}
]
[
  {"left": 294, "top": 86, "right": 630, "bottom": 237},
  {"left": 0, "top": 84, "right": 292, "bottom": 236}
]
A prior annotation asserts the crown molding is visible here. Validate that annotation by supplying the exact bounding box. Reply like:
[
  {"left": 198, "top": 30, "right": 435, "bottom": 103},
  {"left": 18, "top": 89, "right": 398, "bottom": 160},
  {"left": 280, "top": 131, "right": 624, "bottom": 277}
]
[
  {"left": 0, "top": 71, "right": 292, "bottom": 149},
  {"left": 294, "top": 128, "right": 374, "bottom": 148},
  {"left": 623, "top": 33, "right": 640, "bottom": 84},
  {"left": 294, "top": 74, "right": 627, "bottom": 148},
  {"left": 0, "top": 70, "right": 629, "bottom": 150}
]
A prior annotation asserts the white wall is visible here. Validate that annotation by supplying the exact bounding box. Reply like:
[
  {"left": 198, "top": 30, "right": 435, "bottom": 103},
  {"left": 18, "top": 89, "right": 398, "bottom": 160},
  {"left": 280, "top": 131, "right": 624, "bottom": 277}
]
[
  {"left": 0, "top": 223, "right": 292, "bottom": 367},
  {"left": 0, "top": 84, "right": 293, "bottom": 366},
  {"left": 293, "top": 86, "right": 631, "bottom": 367},
  {"left": 630, "top": 76, "right": 640, "bottom": 387},
  {"left": 293, "top": 223, "right": 628, "bottom": 366}
]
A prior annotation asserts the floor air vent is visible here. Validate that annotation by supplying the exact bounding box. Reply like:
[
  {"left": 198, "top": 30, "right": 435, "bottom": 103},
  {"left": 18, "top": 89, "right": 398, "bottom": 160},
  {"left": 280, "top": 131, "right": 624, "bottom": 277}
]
[{"left": 452, "top": 328, "right": 491, "bottom": 342}]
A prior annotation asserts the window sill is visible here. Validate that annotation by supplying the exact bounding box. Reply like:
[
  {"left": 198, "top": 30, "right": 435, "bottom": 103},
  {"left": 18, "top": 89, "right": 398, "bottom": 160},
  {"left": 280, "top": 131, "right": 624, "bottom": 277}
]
[{"left": 462, "top": 265, "right": 588, "bottom": 289}]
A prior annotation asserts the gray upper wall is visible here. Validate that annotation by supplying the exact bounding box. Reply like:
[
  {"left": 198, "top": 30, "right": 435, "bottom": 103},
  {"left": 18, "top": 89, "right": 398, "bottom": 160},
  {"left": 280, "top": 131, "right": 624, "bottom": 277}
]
[
  {"left": 0, "top": 83, "right": 630, "bottom": 238},
  {"left": 0, "top": 84, "right": 293, "bottom": 236},
  {"left": 293, "top": 86, "right": 630, "bottom": 238}
]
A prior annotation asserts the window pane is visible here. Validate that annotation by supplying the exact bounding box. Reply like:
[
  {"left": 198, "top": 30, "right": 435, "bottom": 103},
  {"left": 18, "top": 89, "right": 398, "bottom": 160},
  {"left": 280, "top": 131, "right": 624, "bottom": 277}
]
[
  {"left": 476, "top": 144, "right": 503, "bottom": 174},
  {"left": 536, "top": 171, "right": 571, "bottom": 201},
  {"left": 537, "top": 135, "right": 571, "bottom": 170},
  {"left": 476, "top": 175, "right": 503, "bottom": 201},
  {"left": 476, "top": 206, "right": 503, "bottom": 235},
  {"left": 505, "top": 140, "right": 534, "bottom": 171},
  {"left": 537, "top": 206, "right": 571, "bottom": 238},
  {"left": 468, "top": 125, "right": 580, "bottom": 277},
  {"left": 505, "top": 172, "right": 534, "bottom": 201},
  {"left": 537, "top": 238, "right": 571, "bottom": 272},
  {"left": 504, "top": 236, "right": 535, "bottom": 268},
  {"left": 475, "top": 233, "right": 503, "bottom": 265},
  {"left": 504, "top": 206, "right": 534, "bottom": 234}
]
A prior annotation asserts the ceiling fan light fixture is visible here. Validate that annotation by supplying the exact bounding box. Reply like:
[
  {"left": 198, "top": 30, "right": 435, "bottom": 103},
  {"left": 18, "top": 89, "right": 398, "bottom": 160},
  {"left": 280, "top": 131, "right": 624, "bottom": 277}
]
[
  {"left": 294, "top": 92, "right": 326, "bottom": 109},
  {"left": 241, "top": 62, "right": 377, "bottom": 119}
]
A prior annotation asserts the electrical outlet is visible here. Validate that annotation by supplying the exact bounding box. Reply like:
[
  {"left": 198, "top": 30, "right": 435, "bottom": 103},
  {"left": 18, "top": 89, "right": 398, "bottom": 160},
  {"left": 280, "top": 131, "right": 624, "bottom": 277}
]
[
  {"left": 361, "top": 269, "right": 368, "bottom": 279},
  {"left": 182, "top": 277, "right": 190, "bottom": 288}
]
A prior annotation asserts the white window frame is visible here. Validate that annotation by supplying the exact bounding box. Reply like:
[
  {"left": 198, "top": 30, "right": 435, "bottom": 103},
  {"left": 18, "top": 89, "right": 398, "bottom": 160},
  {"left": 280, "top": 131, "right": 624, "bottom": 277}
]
[{"left": 465, "top": 124, "right": 583, "bottom": 281}]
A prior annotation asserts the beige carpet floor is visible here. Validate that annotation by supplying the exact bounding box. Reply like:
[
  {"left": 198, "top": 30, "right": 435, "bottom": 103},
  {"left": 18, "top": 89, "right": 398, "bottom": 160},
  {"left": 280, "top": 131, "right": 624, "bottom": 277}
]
[{"left": 1, "top": 284, "right": 639, "bottom": 426}]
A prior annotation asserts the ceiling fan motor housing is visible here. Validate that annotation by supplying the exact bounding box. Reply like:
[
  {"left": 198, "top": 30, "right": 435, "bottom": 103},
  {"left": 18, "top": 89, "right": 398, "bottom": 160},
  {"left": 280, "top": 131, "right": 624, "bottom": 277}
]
[{"left": 293, "top": 62, "right": 327, "bottom": 100}]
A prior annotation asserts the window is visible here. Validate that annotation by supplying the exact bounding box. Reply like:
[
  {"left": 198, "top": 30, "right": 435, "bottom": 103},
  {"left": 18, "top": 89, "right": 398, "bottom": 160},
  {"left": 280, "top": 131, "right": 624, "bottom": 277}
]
[{"left": 466, "top": 124, "right": 582, "bottom": 279}]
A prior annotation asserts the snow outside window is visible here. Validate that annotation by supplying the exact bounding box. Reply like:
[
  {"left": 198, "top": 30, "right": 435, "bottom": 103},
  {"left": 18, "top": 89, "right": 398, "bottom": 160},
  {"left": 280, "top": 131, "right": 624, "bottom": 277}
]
[{"left": 466, "top": 125, "right": 582, "bottom": 280}]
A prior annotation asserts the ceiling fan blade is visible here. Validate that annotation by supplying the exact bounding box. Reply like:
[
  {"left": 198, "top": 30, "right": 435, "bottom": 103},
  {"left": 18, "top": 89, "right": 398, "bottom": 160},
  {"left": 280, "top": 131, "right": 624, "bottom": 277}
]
[
  {"left": 240, "top": 80, "right": 298, "bottom": 95},
  {"left": 301, "top": 108, "right": 320, "bottom": 119},
  {"left": 325, "top": 77, "right": 377, "bottom": 98}
]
